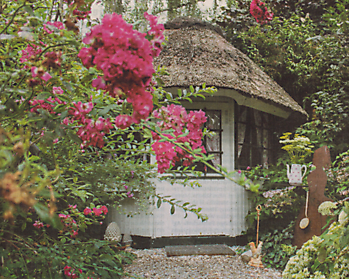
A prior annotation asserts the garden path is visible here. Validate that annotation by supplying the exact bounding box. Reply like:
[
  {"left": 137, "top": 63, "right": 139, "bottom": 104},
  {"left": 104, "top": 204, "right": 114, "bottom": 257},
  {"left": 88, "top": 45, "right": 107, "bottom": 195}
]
[{"left": 123, "top": 247, "right": 282, "bottom": 279}]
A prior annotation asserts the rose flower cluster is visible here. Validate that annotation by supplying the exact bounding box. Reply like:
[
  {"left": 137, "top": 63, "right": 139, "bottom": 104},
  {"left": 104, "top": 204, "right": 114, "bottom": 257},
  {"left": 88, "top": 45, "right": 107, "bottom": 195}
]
[
  {"left": 64, "top": 101, "right": 113, "bottom": 149},
  {"left": 250, "top": 0, "right": 273, "bottom": 24},
  {"left": 78, "top": 12, "right": 164, "bottom": 129},
  {"left": 152, "top": 104, "right": 207, "bottom": 173}
]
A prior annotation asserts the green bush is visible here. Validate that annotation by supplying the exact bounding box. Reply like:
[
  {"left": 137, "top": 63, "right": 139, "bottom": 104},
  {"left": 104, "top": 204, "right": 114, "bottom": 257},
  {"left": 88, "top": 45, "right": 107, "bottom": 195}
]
[{"left": 283, "top": 202, "right": 349, "bottom": 278}]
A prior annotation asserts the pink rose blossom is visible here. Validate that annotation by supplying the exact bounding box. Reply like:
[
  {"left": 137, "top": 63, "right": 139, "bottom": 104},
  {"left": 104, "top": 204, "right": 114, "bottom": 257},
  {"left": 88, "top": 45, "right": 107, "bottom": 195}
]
[
  {"left": 151, "top": 105, "right": 207, "bottom": 173},
  {"left": 43, "top": 21, "right": 65, "bottom": 34},
  {"left": 33, "top": 220, "right": 44, "bottom": 228},
  {"left": 100, "top": 205, "right": 108, "bottom": 215},
  {"left": 78, "top": 12, "right": 164, "bottom": 129},
  {"left": 250, "top": 0, "right": 273, "bottom": 24},
  {"left": 83, "top": 207, "right": 92, "bottom": 215},
  {"left": 93, "top": 207, "right": 102, "bottom": 216}
]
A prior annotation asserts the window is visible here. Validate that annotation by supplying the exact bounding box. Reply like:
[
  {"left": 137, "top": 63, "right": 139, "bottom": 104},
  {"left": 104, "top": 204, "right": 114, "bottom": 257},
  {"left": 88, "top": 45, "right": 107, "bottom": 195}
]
[
  {"left": 235, "top": 104, "right": 276, "bottom": 170},
  {"left": 193, "top": 109, "right": 223, "bottom": 174}
]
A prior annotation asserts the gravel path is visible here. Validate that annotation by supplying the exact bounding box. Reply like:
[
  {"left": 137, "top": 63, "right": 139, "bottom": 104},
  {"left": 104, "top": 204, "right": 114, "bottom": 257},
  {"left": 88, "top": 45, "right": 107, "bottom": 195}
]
[{"left": 123, "top": 248, "right": 283, "bottom": 279}]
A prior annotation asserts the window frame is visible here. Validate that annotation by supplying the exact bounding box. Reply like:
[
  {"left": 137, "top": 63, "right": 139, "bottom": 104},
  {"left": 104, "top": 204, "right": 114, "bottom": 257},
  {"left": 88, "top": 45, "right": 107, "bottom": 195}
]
[{"left": 191, "top": 108, "right": 224, "bottom": 176}]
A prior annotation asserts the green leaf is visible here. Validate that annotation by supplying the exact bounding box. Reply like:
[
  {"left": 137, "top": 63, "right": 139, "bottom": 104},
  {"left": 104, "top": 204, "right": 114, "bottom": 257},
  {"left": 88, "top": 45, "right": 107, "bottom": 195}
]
[
  {"left": 33, "top": 203, "right": 63, "bottom": 230},
  {"left": 94, "top": 241, "right": 104, "bottom": 249},
  {"left": 318, "top": 246, "right": 327, "bottom": 263},
  {"left": 99, "top": 254, "right": 117, "bottom": 266},
  {"left": 170, "top": 205, "right": 175, "bottom": 215},
  {"left": 157, "top": 198, "right": 162, "bottom": 208}
]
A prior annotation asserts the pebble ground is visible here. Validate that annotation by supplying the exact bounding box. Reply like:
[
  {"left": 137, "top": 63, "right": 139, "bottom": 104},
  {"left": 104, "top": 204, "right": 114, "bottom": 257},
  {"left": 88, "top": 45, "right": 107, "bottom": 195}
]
[{"left": 123, "top": 248, "right": 283, "bottom": 279}]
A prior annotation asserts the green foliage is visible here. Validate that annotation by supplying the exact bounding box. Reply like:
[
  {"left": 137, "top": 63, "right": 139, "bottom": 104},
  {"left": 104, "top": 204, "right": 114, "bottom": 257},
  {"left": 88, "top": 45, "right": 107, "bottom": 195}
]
[
  {"left": 242, "top": 152, "right": 307, "bottom": 269},
  {"left": 0, "top": 1, "right": 227, "bottom": 277},
  {"left": 0, "top": 230, "right": 135, "bottom": 278},
  {"left": 330, "top": 150, "right": 349, "bottom": 195},
  {"left": 261, "top": 221, "right": 297, "bottom": 270},
  {"left": 216, "top": 0, "right": 349, "bottom": 155},
  {"left": 0, "top": 1, "right": 263, "bottom": 277},
  {"left": 283, "top": 202, "right": 349, "bottom": 278}
]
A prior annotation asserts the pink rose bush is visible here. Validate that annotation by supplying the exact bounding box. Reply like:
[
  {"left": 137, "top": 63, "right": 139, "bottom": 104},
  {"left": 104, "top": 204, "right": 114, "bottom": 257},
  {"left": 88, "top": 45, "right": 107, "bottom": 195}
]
[
  {"left": 64, "top": 0, "right": 93, "bottom": 20},
  {"left": 43, "top": 21, "right": 65, "bottom": 34},
  {"left": 250, "top": 0, "right": 273, "bottom": 24},
  {"left": 78, "top": 12, "right": 164, "bottom": 129},
  {"left": 20, "top": 44, "right": 42, "bottom": 67},
  {"left": 151, "top": 104, "right": 207, "bottom": 173},
  {"left": 83, "top": 206, "right": 108, "bottom": 216},
  {"left": 64, "top": 266, "right": 82, "bottom": 279},
  {"left": 59, "top": 213, "right": 79, "bottom": 238},
  {"left": 65, "top": 101, "right": 113, "bottom": 149},
  {"left": 33, "top": 205, "right": 108, "bottom": 238},
  {"left": 29, "top": 86, "right": 67, "bottom": 114}
]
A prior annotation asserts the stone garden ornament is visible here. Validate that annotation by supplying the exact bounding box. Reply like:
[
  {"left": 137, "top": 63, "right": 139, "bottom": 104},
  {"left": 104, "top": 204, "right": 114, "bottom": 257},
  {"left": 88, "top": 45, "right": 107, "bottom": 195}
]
[{"left": 104, "top": 222, "right": 122, "bottom": 242}]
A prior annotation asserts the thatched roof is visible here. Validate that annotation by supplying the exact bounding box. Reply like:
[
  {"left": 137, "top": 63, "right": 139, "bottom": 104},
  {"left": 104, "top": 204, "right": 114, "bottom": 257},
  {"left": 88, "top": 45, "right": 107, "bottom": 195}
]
[{"left": 154, "top": 17, "right": 307, "bottom": 117}]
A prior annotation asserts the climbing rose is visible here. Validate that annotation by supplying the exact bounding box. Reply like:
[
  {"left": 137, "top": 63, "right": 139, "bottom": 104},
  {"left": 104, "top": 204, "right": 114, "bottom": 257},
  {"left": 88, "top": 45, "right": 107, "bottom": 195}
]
[
  {"left": 29, "top": 87, "right": 66, "bottom": 114},
  {"left": 100, "top": 205, "right": 108, "bottom": 215},
  {"left": 43, "top": 21, "right": 65, "bottom": 34},
  {"left": 83, "top": 207, "right": 92, "bottom": 215},
  {"left": 63, "top": 266, "right": 81, "bottom": 278},
  {"left": 33, "top": 220, "right": 44, "bottom": 228},
  {"left": 250, "top": 0, "right": 273, "bottom": 24},
  {"left": 93, "top": 207, "right": 102, "bottom": 216},
  {"left": 152, "top": 105, "right": 207, "bottom": 173},
  {"left": 20, "top": 44, "right": 42, "bottom": 65},
  {"left": 64, "top": 101, "right": 113, "bottom": 148},
  {"left": 31, "top": 66, "right": 52, "bottom": 82},
  {"left": 78, "top": 12, "right": 164, "bottom": 129}
]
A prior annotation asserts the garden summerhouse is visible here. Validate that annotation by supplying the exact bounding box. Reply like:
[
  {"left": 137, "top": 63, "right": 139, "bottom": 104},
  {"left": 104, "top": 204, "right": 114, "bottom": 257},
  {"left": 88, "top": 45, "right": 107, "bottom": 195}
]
[{"left": 107, "top": 18, "right": 307, "bottom": 247}]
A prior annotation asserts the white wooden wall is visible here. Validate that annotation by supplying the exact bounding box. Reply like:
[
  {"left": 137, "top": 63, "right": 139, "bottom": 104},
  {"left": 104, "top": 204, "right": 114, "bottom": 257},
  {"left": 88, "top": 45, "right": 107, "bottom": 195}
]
[{"left": 109, "top": 99, "right": 252, "bottom": 238}]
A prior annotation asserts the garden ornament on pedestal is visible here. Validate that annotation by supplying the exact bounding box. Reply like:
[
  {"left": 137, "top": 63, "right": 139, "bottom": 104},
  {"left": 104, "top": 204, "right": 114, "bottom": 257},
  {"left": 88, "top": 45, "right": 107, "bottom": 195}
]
[
  {"left": 293, "top": 146, "right": 333, "bottom": 248},
  {"left": 279, "top": 133, "right": 313, "bottom": 186},
  {"left": 248, "top": 205, "right": 264, "bottom": 268}
]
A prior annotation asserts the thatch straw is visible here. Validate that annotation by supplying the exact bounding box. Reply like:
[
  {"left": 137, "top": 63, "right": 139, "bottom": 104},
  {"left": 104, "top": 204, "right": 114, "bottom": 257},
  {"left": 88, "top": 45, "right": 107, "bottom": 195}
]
[{"left": 154, "top": 17, "right": 307, "bottom": 116}]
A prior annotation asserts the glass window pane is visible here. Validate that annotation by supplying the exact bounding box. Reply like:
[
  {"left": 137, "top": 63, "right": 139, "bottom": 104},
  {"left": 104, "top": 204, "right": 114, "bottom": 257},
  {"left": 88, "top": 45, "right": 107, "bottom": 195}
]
[
  {"left": 206, "top": 110, "right": 221, "bottom": 130},
  {"left": 206, "top": 133, "right": 220, "bottom": 152},
  {"left": 262, "top": 149, "right": 269, "bottom": 168},
  {"left": 239, "top": 144, "right": 250, "bottom": 169},
  {"left": 263, "top": 129, "right": 269, "bottom": 148},
  {"left": 238, "top": 123, "right": 246, "bottom": 145},
  {"left": 252, "top": 147, "right": 262, "bottom": 167},
  {"left": 263, "top": 113, "right": 269, "bottom": 127},
  {"left": 253, "top": 128, "right": 262, "bottom": 147},
  {"left": 207, "top": 153, "right": 221, "bottom": 170},
  {"left": 254, "top": 110, "right": 262, "bottom": 127}
]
